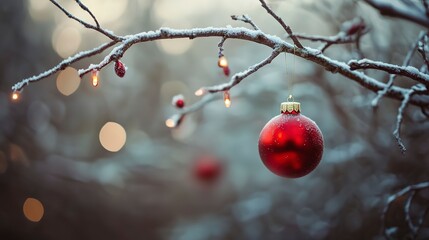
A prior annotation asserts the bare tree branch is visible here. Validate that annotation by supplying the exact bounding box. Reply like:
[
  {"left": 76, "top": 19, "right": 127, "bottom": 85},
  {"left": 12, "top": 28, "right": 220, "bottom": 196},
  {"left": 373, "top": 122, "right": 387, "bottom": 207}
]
[
  {"left": 166, "top": 94, "right": 220, "bottom": 128},
  {"left": 349, "top": 59, "right": 429, "bottom": 87},
  {"left": 372, "top": 31, "right": 426, "bottom": 107},
  {"left": 292, "top": 17, "right": 368, "bottom": 53},
  {"left": 418, "top": 34, "right": 429, "bottom": 70},
  {"left": 382, "top": 182, "right": 429, "bottom": 239},
  {"left": 364, "top": 0, "right": 429, "bottom": 28},
  {"left": 231, "top": 15, "right": 260, "bottom": 31},
  {"left": 203, "top": 47, "right": 283, "bottom": 93},
  {"left": 75, "top": 0, "right": 100, "bottom": 28},
  {"left": 12, "top": 41, "right": 117, "bottom": 91},
  {"left": 12, "top": 26, "right": 429, "bottom": 108},
  {"left": 393, "top": 85, "right": 426, "bottom": 153},
  {"left": 218, "top": 37, "right": 227, "bottom": 58},
  {"left": 258, "top": 0, "right": 304, "bottom": 48},
  {"left": 49, "top": 0, "right": 121, "bottom": 41}
]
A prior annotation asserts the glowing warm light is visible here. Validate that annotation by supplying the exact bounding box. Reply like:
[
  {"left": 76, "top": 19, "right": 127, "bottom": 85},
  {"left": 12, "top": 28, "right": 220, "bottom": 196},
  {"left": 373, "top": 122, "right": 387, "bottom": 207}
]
[
  {"left": 11, "top": 92, "right": 19, "bottom": 101},
  {"left": 23, "top": 198, "right": 44, "bottom": 222},
  {"left": 195, "top": 88, "right": 205, "bottom": 96},
  {"left": 92, "top": 70, "right": 99, "bottom": 87},
  {"left": 99, "top": 122, "right": 127, "bottom": 152},
  {"left": 56, "top": 67, "right": 80, "bottom": 96},
  {"left": 224, "top": 91, "right": 231, "bottom": 108},
  {"left": 218, "top": 56, "right": 228, "bottom": 68},
  {"left": 165, "top": 118, "right": 176, "bottom": 128}
]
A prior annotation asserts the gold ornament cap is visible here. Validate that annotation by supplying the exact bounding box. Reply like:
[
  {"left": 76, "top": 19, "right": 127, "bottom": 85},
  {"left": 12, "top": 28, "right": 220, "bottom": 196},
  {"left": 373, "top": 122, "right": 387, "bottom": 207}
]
[
  {"left": 280, "top": 95, "right": 300, "bottom": 113},
  {"left": 280, "top": 101, "right": 300, "bottom": 113}
]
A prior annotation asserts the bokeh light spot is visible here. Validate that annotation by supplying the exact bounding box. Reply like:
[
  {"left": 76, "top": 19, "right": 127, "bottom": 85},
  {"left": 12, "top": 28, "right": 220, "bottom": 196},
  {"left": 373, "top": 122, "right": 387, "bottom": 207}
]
[
  {"left": 28, "top": 0, "right": 51, "bottom": 21},
  {"left": 52, "top": 25, "right": 82, "bottom": 58},
  {"left": 99, "top": 122, "right": 127, "bottom": 152},
  {"left": 23, "top": 198, "right": 44, "bottom": 222},
  {"left": 10, "top": 144, "right": 29, "bottom": 167},
  {"left": 157, "top": 39, "right": 193, "bottom": 55},
  {"left": 56, "top": 67, "right": 80, "bottom": 96}
]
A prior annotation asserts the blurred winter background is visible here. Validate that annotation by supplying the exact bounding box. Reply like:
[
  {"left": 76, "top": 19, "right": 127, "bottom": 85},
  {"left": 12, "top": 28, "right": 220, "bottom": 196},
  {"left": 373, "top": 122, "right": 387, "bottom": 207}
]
[{"left": 0, "top": 0, "right": 428, "bottom": 239}]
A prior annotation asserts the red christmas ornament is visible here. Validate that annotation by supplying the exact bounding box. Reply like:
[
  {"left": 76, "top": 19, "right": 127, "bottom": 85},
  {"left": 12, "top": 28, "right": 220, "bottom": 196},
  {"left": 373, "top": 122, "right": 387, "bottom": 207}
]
[
  {"left": 114, "top": 60, "right": 126, "bottom": 78},
  {"left": 258, "top": 100, "right": 324, "bottom": 178},
  {"left": 193, "top": 155, "right": 222, "bottom": 184}
]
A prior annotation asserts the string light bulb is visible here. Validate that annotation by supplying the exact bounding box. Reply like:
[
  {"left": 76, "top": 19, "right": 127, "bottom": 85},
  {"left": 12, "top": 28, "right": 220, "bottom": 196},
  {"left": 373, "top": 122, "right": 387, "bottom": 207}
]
[
  {"left": 218, "top": 56, "right": 228, "bottom": 68},
  {"left": 92, "top": 70, "right": 99, "bottom": 87},
  {"left": 223, "top": 91, "right": 231, "bottom": 108},
  {"left": 165, "top": 118, "right": 176, "bottom": 128},
  {"left": 195, "top": 88, "right": 205, "bottom": 96},
  {"left": 11, "top": 91, "right": 20, "bottom": 101}
]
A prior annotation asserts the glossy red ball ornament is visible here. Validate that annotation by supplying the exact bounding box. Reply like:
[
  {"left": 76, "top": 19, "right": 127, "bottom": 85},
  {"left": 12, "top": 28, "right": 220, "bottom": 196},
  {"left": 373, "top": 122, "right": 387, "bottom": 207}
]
[
  {"left": 258, "top": 101, "right": 324, "bottom": 178},
  {"left": 114, "top": 60, "right": 126, "bottom": 78},
  {"left": 193, "top": 155, "right": 222, "bottom": 184}
]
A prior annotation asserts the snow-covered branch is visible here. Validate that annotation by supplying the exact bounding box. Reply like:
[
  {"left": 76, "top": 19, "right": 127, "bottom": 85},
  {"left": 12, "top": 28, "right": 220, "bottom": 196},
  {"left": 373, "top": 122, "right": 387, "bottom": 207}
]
[
  {"left": 10, "top": 0, "right": 429, "bottom": 152},
  {"left": 203, "top": 47, "right": 283, "bottom": 93},
  {"left": 382, "top": 182, "right": 429, "bottom": 239},
  {"left": 12, "top": 41, "right": 117, "bottom": 91},
  {"left": 372, "top": 31, "right": 426, "bottom": 108},
  {"left": 49, "top": 0, "right": 122, "bottom": 41},
  {"left": 349, "top": 59, "right": 429, "bottom": 87},
  {"left": 292, "top": 17, "right": 367, "bottom": 53},
  {"left": 231, "top": 15, "right": 260, "bottom": 31},
  {"left": 364, "top": 0, "right": 429, "bottom": 28},
  {"left": 258, "top": 0, "right": 303, "bottom": 48}
]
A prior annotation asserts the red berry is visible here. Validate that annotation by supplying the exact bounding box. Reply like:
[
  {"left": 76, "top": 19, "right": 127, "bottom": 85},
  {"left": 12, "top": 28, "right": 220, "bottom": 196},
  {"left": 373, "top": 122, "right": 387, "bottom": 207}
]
[
  {"left": 223, "top": 66, "right": 230, "bottom": 76},
  {"left": 172, "top": 95, "right": 185, "bottom": 108},
  {"left": 176, "top": 99, "right": 185, "bottom": 108},
  {"left": 114, "top": 60, "right": 126, "bottom": 78}
]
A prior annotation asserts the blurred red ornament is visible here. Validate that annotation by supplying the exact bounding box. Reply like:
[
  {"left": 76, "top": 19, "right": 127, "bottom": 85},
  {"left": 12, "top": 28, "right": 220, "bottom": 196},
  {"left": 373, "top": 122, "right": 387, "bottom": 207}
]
[
  {"left": 193, "top": 155, "right": 222, "bottom": 184},
  {"left": 258, "top": 100, "right": 324, "bottom": 178},
  {"left": 114, "top": 60, "right": 126, "bottom": 77}
]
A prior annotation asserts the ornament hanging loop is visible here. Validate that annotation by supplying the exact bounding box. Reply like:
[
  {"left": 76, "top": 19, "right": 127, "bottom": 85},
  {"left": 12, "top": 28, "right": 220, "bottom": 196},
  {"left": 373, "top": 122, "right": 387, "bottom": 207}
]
[{"left": 287, "top": 94, "right": 294, "bottom": 102}]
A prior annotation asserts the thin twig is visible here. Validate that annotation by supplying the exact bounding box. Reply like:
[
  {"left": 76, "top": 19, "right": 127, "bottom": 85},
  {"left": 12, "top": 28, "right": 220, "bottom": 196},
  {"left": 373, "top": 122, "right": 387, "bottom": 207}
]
[
  {"left": 393, "top": 85, "right": 427, "bottom": 153},
  {"left": 231, "top": 15, "right": 260, "bottom": 31},
  {"left": 203, "top": 47, "right": 283, "bottom": 93},
  {"left": 218, "top": 37, "right": 227, "bottom": 58},
  {"left": 75, "top": 0, "right": 100, "bottom": 28},
  {"left": 372, "top": 31, "right": 426, "bottom": 107},
  {"left": 349, "top": 59, "right": 429, "bottom": 87},
  {"left": 49, "top": 0, "right": 121, "bottom": 41},
  {"left": 364, "top": 0, "right": 429, "bottom": 28},
  {"left": 405, "top": 190, "right": 417, "bottom": 233},
  {"left": 414, "top": 206, "right": 429, "bottom": 238},
  {"left": 382, "top": 182, "right": 429, "bottom": 238},
  {"left": 12, "top": 41, "right": 117, "bottom": 91},
  {"left": 418, "top": 35, "right": 429, "bottom": 69},
  {"left": 258, "top": 0, "right": 304, "bottom": 48},
  {"left": 393, "top": 89, "right": 415, "bottom": 153},
  {"left": 167, "top": 94, "right": 220, "bottom": 128}
]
